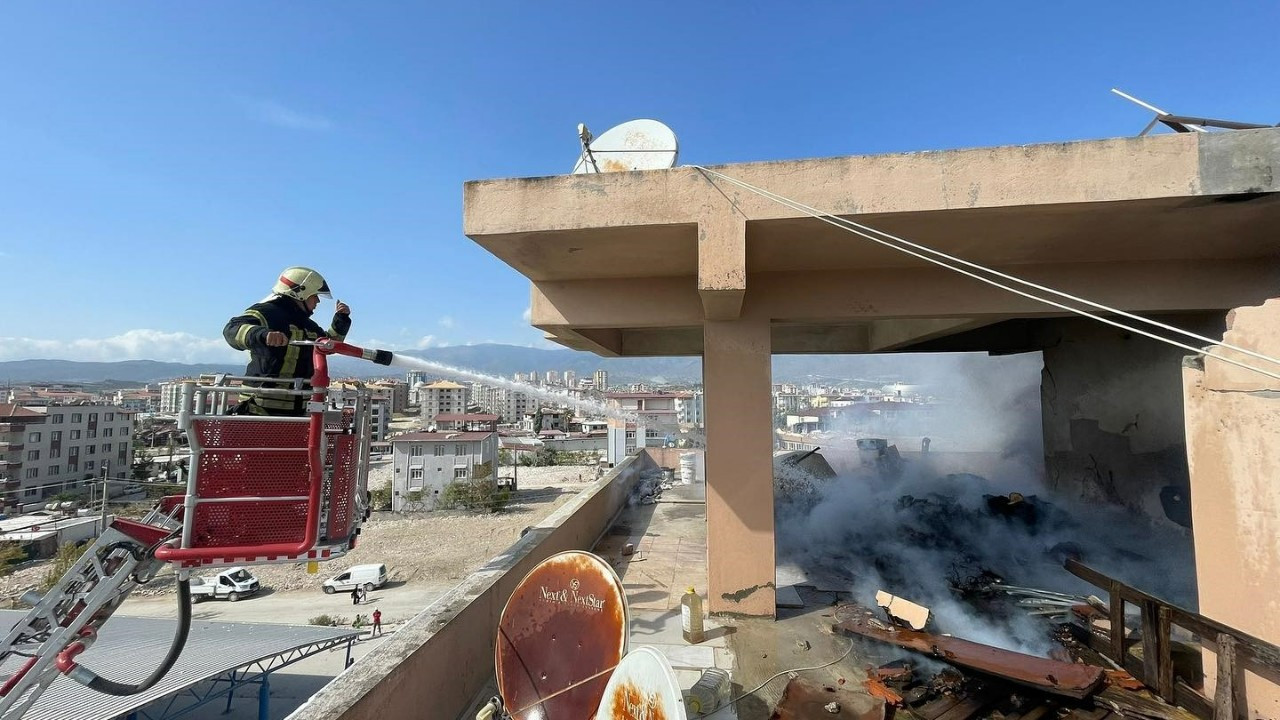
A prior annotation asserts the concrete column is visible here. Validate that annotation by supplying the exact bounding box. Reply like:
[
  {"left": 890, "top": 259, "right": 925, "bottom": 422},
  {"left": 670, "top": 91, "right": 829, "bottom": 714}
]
[
  {"left": 1184, "top": 299, "right": 1280, "bottom": 720},
  {"left": 703, "top": 316, "right": 775, "bottom": 616}
]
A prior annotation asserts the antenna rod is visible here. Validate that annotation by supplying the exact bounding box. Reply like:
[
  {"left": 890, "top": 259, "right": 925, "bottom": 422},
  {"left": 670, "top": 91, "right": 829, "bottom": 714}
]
[
  {"left": 1111, "top": 88, "right": 1207, "bottom": 132},
  {"left": 577, "top": 123, "right": 600, "bottom": 173}
]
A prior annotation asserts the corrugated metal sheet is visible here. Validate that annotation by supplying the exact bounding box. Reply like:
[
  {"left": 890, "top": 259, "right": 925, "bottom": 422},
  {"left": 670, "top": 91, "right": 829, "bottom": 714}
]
[{"left": 0, "top": 609, "right": 359, "bottom": 720}]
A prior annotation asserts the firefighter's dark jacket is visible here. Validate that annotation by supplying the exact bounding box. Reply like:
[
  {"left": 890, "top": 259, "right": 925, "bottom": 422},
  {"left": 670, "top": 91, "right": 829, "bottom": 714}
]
[{"left": 223, "top": 296, "right": 351, "bottom": 415}]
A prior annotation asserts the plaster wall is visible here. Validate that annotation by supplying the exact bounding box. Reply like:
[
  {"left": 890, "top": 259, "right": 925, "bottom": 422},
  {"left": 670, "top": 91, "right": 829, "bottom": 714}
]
[
  {"left": 288, "top": 452, "right": 654, "bottom": 720},
  {"left": 1040, "top": 315, "right": 1222, "bottom": 520},
  {"left": 1183, "top": 298, "right": 1280, "bottom": 719}
]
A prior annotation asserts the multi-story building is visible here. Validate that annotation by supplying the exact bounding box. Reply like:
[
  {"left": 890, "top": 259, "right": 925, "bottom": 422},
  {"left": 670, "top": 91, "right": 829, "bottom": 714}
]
[
  {"left": 603, "top": 392, "right": 683, "bottom": 465},
  {"left": 775, "top": 391, "right": 808, "bottom": 415},
  {"left": 564, "top": 370, "right": 576, "bottom": 388},
  {"left": 544, "top": 371, "right": 560, "bottom": 386},
  {"left": 368, "top": 380, "right": 409, "bottom": 415},
  {"left": 113, "top": 389, "right": 157, "bottom": 413},
  {"left": 389, "top": 431, "right": 498, "bottom": 512},
  {"left": 0, "top": 404, "right": 134, "bottom": 507},
  {"left": 158, "top": 381, "right": 188, "bottom": 414},
  {"left": 675, "top": 391, "right": 704, "bottom": 427},
  {"left": 405, "top": 371, "right": 429, "bottom": 387},
  {"left": 594, "top": 370, "right": 609, "bottom": 392},
  {"left": 420, "top": 381, "right": 470, "bottom": 425},
  {"left": 470, "top": 384, "right": 531, "bottom": 425}
]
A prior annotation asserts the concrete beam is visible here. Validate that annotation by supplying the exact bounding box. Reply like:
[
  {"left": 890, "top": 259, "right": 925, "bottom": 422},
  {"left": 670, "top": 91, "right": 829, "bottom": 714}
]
[
  {"left": 530, "top": 259, "right": 1280, "bottom": 332},
  {"left": 869, "top": 318, "right": 995, "bottom": 352}
]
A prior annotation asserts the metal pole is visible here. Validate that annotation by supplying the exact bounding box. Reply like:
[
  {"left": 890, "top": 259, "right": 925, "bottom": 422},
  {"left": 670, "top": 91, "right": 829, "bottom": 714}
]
[
  {"left": 258, "top": 674, "right": 270, "bottom": 720},
  {"left": 100, "top": 462, "right": 109, "bottom": 533}
]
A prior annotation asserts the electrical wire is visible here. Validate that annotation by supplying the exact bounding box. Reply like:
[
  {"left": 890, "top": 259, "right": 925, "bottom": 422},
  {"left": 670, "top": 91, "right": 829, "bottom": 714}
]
[
  {"left": 694, "top": 637, "right": 856, "bottom": 719},
  {"left": 690, "top": 165, "right": 1280, "bottom": 384}
]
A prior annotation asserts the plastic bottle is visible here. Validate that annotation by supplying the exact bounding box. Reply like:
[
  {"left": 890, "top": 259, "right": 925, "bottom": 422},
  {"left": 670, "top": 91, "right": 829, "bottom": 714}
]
[
  {"left": 685, "top": 668, "right": 731, "bottom": 715},
  {"left": 681, "top": 586, "right": 704, "bottom": 644}
]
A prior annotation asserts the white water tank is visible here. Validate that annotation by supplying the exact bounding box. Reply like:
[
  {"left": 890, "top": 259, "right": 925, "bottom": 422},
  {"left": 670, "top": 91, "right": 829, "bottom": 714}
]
[{"left": 679, "top": 452, "right": 697, "bottom": 485}]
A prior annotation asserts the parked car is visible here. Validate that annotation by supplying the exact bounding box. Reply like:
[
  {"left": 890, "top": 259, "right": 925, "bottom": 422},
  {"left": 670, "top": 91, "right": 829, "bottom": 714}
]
[
  {"left": 322, "top": 563, "right": 389, "bottom": 594},
  {"left": 189, "top": 567, "right": 260, "bottom": 602}
]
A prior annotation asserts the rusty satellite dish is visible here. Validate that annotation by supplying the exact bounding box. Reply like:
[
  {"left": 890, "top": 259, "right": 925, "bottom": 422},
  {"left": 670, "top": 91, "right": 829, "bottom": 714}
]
[
  {"left": 496, "top": 551, "right": 629, "bottom": 720},
  {"left": 573, "top": 119, "right": 679, "bottom": 174},
  {"left": 595, "top": 646, "right": 687, "bottom": 720}
]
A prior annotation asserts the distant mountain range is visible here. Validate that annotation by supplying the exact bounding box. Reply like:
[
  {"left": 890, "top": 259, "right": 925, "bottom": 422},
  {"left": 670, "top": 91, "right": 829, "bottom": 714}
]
[{"left": 0, "top": 343, "right": 1030, "bottom": 387}]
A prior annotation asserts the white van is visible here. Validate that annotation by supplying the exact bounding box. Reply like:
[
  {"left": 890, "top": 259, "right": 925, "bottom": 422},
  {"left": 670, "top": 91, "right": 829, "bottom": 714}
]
[{"left": 322, "top": 564, "right": 389, "bottom": 594}]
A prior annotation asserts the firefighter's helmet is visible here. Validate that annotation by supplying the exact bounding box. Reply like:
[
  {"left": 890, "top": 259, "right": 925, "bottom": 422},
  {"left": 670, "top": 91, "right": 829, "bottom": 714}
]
[{"left": 270, "top": 266, "right": 331, "bottom": 302}]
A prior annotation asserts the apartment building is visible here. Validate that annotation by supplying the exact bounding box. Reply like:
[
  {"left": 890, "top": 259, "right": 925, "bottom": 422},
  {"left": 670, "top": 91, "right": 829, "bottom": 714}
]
[
  {"left": 419, "top": 381, "right": 470, "bottom": 425},
  {"left": 603, "top": 391, "right": 683, "bottom": 464},
  {"left": 389, "top": 431, "right": 498, "bottom": 512},
  {"left": 593, "top": 370, "right": 608, "bottom": 392},
  {"left": 368, "top": 380, "right": 409, "bottom": 414},
  {"left": 675, "top": 391, "right": 704, "bottom": 427},
  {"left": 470, "top": 384, "right": 531, "bottom": 425},
  {"left": 0, "top": 404, "right": 134, "bottom": 506}
]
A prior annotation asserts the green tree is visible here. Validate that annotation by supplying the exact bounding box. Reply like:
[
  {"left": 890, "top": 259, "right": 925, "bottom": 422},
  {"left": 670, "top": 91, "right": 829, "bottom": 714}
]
[
  {"left": 131, "top": 453, "right": 154, "bottom": 482},
  {"left": 369, "top": 485, "right": 392, "bottom": 511},
  {"left": 533, "top": 447, "right": 558, "bottom": 467},
  {"left": 41, "top": 543, "right": 90, "bottom": 592}
]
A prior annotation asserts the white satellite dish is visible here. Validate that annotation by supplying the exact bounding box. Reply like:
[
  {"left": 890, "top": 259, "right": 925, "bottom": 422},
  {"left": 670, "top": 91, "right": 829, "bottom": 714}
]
[
  {"left": 594, "top": 646, "right": 688, "bottom": 720},
  {"left": 573, "top": 119, "right": 679, "bottom": 174}
]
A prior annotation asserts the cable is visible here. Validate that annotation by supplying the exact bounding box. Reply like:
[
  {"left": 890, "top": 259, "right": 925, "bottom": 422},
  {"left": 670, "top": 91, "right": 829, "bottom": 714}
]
[
  {"left": 690, "top": 165, "right": 1280, "bottom": 384},
  {"left": 81, "top": 578, "right": 191, "bottom": 695},
  {"left": 694, "top": 637, "right": 856, "bottom": 718}
]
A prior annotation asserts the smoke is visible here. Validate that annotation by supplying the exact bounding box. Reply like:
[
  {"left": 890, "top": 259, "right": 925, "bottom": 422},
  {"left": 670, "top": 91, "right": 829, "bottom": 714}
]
[{"left": 775, "top": 351, "right": 1195, "bottom": 656}]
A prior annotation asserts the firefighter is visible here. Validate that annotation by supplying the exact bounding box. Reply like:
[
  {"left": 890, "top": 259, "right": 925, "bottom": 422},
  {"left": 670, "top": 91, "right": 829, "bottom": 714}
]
[{"left": 223, "top": 266, "right": 353, "bottom": 416}]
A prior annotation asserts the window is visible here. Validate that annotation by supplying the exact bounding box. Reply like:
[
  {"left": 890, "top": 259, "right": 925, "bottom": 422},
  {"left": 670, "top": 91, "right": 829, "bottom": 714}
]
[
  {"left": 48, "top": 466, "right": 60, "bottom": 476},
  {"left": 433, "top": 445, "right": 445, "bottom": 457},
  {"left": 87, "top": 429, "right": 96, "bottom": 439},
  {"left": 105, "top": 413, "right": 114, "bottom": 421},
  {"left": 49, "top": 449, "right": 60, "bottom": 459},
  {"left": 51, "top": 415, "right": 63, "bottom": 424},
  {"left": 23, "top": 489, "right": 37, "bottom": 498},
  {"left": 102, "top": 443, "right": 111, "bottom": 452},
  {"left": 454, "top": 444, "right": 466, "bottom": 456},
  {"left": 51, "top": 431, "right": 61, "bottom": 442},
  {"left": 89, "top": 413, "right": 98, "bottom": 423},
  {"left": 410, "top": 445, "right": 424, "bottom": 457},
  {"left": 85, "top": 461, "right": 94, "bottom": 471},
  {"left": 104, "top": 428, "right": 113, "bottom": 438},
  {"left": 453, "top": 467, "right": 468, "bottom": 479},
  {"left": 27, "top": 432, "right": 40, "bottom": 443},
  {"left": 87, "top": 445, "right": 95, "bottom": 455},
  {"left": 70, "top": 430, "right": 81, "bottom": 440},
  {"left": 24, "top": 468, "right": 37, "bottom": 479},
  {"left": 26, "top": 450, "right": 39, "bottom": 461},
  {"left": 71, "top": 413, "right": 82, "bottom": 423},
  {"left": 120, "top": 426, "right": 129, "bottom": 436},
  {"left": 409, "top": 468, "right": 424, "bottom": 489}
]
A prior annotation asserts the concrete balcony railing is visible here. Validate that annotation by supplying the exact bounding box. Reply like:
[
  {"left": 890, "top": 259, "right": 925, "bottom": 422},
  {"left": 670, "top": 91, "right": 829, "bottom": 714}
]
[{"left": 289, "top": 451, "right": 656, "bottom": 720}]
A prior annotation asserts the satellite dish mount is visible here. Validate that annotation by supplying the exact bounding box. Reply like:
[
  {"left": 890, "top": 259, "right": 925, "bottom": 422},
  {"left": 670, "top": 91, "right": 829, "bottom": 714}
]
[{"left": 573, "top": 119, "right": 679, "bottom": 174}]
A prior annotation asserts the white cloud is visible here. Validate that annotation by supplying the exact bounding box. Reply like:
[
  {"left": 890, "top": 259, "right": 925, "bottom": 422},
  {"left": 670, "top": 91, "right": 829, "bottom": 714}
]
[
  {"left": 241, "top": 97, "right": 334, "bottom": 132},
  {"left": 521, "top": 306, "right": 532, "bottom": 323},
  {"left": 413, "top": 335, "right": 436, "bottom": 349},
  {"left": 0, "top": 330, "right": 242, "bottom": 363},
  {"left": 438, "top": 316, "right": 455, "bottom": 329}
]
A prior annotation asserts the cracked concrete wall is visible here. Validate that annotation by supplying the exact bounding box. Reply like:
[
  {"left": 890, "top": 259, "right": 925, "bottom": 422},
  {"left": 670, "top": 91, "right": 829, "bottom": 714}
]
[
  {"left": 1184, "top": 298, "right": 1280, "bottom": 719},
  {"left": 1040, "top": 315, "right": 1224, "bottom": 522}
]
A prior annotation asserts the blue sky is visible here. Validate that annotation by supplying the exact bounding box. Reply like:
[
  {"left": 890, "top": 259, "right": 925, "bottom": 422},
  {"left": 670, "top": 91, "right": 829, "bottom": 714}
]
[{"left": 3, "top": 1, "right": 1277, "bottom": 363}]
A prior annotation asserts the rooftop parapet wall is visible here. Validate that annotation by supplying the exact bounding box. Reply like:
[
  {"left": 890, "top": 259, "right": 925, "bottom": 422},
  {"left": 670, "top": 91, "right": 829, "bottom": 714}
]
[
  {"left": 464, "top": 129, "right": 1280, "bottom": 239},
  {"left": 287, "top": 452, "right": 655, "bottom": 720}
]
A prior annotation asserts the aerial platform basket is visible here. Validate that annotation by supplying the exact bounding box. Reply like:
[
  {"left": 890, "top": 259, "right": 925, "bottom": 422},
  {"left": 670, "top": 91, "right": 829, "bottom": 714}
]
[{"left": 153, "top": 345, "right": 373, "bottom": 569}]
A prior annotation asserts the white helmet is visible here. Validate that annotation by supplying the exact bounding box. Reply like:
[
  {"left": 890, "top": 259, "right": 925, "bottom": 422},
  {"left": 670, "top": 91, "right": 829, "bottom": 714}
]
[{"left": 269, "top": 266, "right": 331, "bottom": 302}]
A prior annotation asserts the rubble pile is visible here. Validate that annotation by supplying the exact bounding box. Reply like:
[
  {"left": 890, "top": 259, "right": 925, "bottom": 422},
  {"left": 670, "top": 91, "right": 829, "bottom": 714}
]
[{"left": 629, "top": 468, "right": 675, "bottom": 506}]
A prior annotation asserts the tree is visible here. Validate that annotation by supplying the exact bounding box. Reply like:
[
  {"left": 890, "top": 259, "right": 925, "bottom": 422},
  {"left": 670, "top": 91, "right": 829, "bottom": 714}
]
[
  {"left": 131, "top": 453, "right": 154, "bottom": 482},
  {"left": 533, "top": 446, "right": 558, "bottom": 467},
  {"left": 0, "top": 543, "right": 27, "bottom": 576}
]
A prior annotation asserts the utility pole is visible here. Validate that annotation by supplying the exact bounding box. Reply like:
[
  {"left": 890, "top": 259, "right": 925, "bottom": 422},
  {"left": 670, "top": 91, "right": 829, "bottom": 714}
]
[{"left": 99, "top": 461, "right": 109, "bottom": 533}]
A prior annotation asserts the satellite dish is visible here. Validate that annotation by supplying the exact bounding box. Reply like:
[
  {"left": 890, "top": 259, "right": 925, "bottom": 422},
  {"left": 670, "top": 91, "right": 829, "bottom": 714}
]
[
  {"left": 573, "top": 119, "right": 679, "bottom": 174},
  {"left": 496, "top": 551, "right": 629, "bottom": 720},
  {"left": 595, "top": 646, "right": 688, "bottom": 720}
]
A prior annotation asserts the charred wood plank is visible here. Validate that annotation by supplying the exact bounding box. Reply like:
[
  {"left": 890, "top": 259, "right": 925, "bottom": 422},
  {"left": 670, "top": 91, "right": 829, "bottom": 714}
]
[
  {"left": 1157, "top": 606, "right": 1175, "bottom": 702},
  {"left": 1095, "top": 685, "right": 1200, "bottom": 720},
  {"left": 833, "top": 609, "right": 1104, "bottom": 699},
  {"left": 1213, "top": 634, "right": 1245, "bottom": 720},
  {"left": 1173, "top": 679, "right": 1213, "bottom": 720},
  {"left": 1067, "top": 560, "right": 1280, "bottom": 675},
  {"left": 931, "top": 687, "right": 1004, "bottom": 720},
  {"left": 1110, "top": 581, "right": 1127, "bottom": 662},
  {"left": 1141, "top": 600, "right": 1162, "bottom": 690}
]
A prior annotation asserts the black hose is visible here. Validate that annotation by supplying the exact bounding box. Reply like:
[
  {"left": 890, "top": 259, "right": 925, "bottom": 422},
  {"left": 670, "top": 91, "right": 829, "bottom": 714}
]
[{"left": 85, "top": 578, "right": 191, "bottom": 695}]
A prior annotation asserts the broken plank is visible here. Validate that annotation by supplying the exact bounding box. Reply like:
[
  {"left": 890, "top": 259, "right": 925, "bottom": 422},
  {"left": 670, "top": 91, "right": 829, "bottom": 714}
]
[
  {"left": 770, "top": 677, "right": 886, "bottom": 720},
  {"left": 913, "top": 694, "right": 962, "bottom": 720},
  {"left": 1213, "top": 634, "right": 1245, "bottom": 720},
  {"left": 932, "top": 688, "right": 1004, "bottom": 720},
  {"left": 1095, "top": 686, "right": 1200, "bottom": 720},
  {"left": 832, "top": 607, "right": 1104, "bottom": 699}
]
